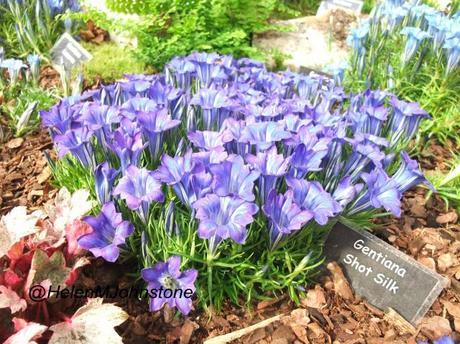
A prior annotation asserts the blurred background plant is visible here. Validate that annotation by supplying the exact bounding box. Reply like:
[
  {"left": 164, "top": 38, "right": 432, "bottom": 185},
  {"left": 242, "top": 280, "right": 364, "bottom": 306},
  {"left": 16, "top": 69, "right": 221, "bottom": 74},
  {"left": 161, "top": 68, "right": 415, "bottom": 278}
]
[
  {"left": 85, "top": 0, "right": 295, "bottom": 69},
  {"left": 342, "top": 0, "right": 460, "bottom": 147},
  {"left": 0, "top": 0, "right": 81, "bottom": 59},
  {"left": 80, "top": 42, "right": 150, "bottom": 84}
]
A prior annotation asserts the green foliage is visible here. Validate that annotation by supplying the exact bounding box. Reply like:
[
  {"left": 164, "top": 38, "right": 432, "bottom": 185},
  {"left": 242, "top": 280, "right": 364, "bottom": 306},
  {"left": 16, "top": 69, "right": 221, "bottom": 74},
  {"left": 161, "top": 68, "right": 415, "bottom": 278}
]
[
  {"left": 283, "top": 0, "right": 321, "bottom": 15},
  {"left": 426, "top": 154, "right": 460, "bottom": 212},
  {"left": 81, "top": 42, "right": 149, "bottom": 84},
  {"left": 0, "top": 83, "right": 59, "bottom": 136},
  {"left": 102, "top": 0, "right": 285, "bottom": 69},
  {"left": 0, "top": 0, "right": 77, "bottom": 59}
]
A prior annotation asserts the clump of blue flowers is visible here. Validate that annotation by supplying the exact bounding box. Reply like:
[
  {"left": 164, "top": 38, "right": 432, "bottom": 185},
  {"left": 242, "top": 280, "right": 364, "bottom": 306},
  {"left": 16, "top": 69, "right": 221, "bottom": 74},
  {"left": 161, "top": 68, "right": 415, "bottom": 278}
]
[
  {"left": 343, "top": 0, "right": 460, "bottom": 145},
  {"left": 42, "top": 52, "right": 432, "bottom": 313}
]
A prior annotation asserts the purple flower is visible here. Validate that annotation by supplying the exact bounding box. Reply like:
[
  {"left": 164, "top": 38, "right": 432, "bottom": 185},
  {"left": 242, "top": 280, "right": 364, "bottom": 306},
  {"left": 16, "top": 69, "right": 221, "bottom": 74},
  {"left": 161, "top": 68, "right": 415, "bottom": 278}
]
[
  {"left": 343, "top": 133, "right": 388, "bottom": 180},
  {"left": 95, "top": 162, "right": 119, "bottom": 205},
  {"left": 392, "top": 152, "right": 434, "bottom": 193},
  {"left": 113, "top": 165, "right": 164, "bottom": 223},
  {"left": 210, "top": 156, "right": 260, "bottom": 202},
  {"left": 193, "top": 194, "right": 258, "bottom": 244},
  {"left": 263, "top": 190, "right": 314, "bottom": 248},
  {"left": 41, "top": 101, "right": 79, "bottom": 137},
  {"left": 141, "top": 256, "right": 198, "bottom": 315},
  {"left": 190, "top": 88, "right": 236, "bottom": 130},
  {"left": 155, "top": 150, "right": 212, "bottom": 208},
  {"left": 109, "top": 119, "right": 146, "bottom": 172},
  {"left": 54, "top": 126, "right": 95, "bottom": 168},
  {"left": 78, "top": 202, "right": 134, "bottom": 262},
  {"left": 290, "top": 129, "right": 331, "bottom": 177},
  {"left": 286, "top": 177, "right": 342, "bottom": 225},
  {"left": 387, "top": 97, "right": 430, "bottom": 146},
  {"left": 350, "top": 168, "right": 402, "bottom": 217},
  {"left": 79, "top": 104, "right": 120, "bottom": 147},
  {"left": 137, "top": 107, "right": 181, "bottom": 160},
  {"left": 188, "top": 130, "right": 234, "bottom": 151},
  {"left": 239, "top": 121, "right": 291, "bottom": 151},
  {"left": 245, "top": 146, "right": 291, "bottom": 202},
  {"left": 332, "top": 176, "right": 363, "bottom": 208}
]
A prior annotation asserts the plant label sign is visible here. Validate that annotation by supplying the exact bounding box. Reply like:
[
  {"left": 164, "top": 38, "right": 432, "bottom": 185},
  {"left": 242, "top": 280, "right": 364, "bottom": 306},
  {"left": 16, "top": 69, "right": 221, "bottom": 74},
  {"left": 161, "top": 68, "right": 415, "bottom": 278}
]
[
  {"left": 51, "top": 33, "right": 92, "bottom": 70},
  {"left": 317, "top": 0, "right": 363, "bottom": 16},
  {"left": 323, "top": 223, "right": 449, "bottom": 324}
]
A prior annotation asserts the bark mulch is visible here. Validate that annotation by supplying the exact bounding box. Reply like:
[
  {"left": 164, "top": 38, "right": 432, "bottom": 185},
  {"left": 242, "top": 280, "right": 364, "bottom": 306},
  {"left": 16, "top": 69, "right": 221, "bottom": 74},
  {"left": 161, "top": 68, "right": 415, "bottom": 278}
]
[{"left": 0, "top": 129, "right": 56, "bottom": 215}]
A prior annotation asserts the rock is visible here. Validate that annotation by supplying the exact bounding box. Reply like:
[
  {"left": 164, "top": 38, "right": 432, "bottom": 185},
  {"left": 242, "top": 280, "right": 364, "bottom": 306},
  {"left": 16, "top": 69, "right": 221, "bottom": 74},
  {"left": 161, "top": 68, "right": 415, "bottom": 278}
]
[{"left": 253, "top": 13, "right": 354, "bottom": 72}]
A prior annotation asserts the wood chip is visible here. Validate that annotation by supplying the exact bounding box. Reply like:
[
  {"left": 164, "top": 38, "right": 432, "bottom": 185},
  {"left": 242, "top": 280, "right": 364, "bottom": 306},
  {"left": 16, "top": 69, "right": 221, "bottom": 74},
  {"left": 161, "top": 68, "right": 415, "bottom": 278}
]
[
  {"left": 6, "top": 137, "right": 23, "bottom": 149},
  {"left": 327, "top": 262, "right": 354, "bottom": 301},
  {"left": 436, "top": 212, "right": 458, "bottom": 224}
]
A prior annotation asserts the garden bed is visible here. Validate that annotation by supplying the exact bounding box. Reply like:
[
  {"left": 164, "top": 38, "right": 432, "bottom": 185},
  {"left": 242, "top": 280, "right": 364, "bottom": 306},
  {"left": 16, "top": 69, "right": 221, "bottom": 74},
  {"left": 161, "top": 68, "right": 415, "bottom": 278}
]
[{"left": 1, "top": 127, "right": 458, "bottom": 343}]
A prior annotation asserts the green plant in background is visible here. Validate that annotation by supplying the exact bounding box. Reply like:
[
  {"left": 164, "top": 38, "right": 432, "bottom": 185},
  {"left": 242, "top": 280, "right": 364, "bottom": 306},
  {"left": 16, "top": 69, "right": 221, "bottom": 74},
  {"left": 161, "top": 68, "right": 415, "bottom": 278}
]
[
  {"left": 426, "top": 154, "right": 460, "bottom": 212},
  {"left": 0, "top": 0, "right": 81, "bottom": 59},
  {"left": 97, "top": 0, "right": 291, "bottom": 69},
  {"left": 1, "top": 84, "right": 59, "bottom": 136},
  {"left": 81, "top": 42, "right": 149, "bottom": 84},
  {"left": 343, "top": 1, "right": 460, "bottom": 147}
]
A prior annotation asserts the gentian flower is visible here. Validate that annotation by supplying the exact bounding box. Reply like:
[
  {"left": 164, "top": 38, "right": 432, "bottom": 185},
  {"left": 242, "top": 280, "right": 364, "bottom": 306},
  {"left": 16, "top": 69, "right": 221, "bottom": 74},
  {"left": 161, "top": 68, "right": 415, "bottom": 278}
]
[
  {"left": 245, "top": 146, "right": 291, "bottom": 202},
  {"left": 40, "top": 101, "right": 79, "bottom": 137},
  {"left": 391, "top": 152, "right": 434, "bottom": 193},
  {"left": 347, "top": 25, "right": 369, "bottom": 52},
  {"left": 349, "top": 168, "right": 402, "bottom": 217},
  {"left": 239, "top": 121, "right": 291, "bottom": 151},
  {"left": 188, "top": 52, "right": 228, "bottom": 86},
  {"left": 0, "top": 58, "right": 27, "bottom": 84},
  {"left": 137, "top": 106, "right": 181, "bottom": 160},
  {"left": 332, "top": 176, "right": 363, "bottom": 208},
  {"left": 400, "top": 27, "right": 431, "bottom": 63},
  {"left": 109, "top": 119, "right": 146, "bottom": 172},
  {"left": 290, "top": 129, "right": 331, "bottom": 177},
  {"left": 193, "top": 194, "right": 258, "bottom": 244},
  {"left": 286, "top": 177, "right": 341, "bottom": 225},
  {"left": 95, "top": 162, "right": 119, "bottom": 205},
  {"left": 155, "top": 150, "right": 212, "bottom": 208},
  {"left": 54, "top": 126, "right": 95, "bottom": 168},
  {"left": 387, "top": 96, "right": 430, "bottom": 146},
  {"left": 113, "top": 165, "right": 165, "bottom": 223},
  {"left": 188, "top": 130, "right": 234, "bottom": 151},
  {"left": 166, "top": 56, "right": 196, "bottom": 90},
  {"left": 443, "top": 37, "right": 460, "bottom": 74},
  {"left": 209, "top": 156, "right": 260, "bottom": 202},
  {"left": 79, "top": 104, "right": 120, "bottom": 147},
  {"left": 141, "top": 256, "right": 198, "bottom": 315},
  {"left": 190, "top": 87, "right": 236, "bottom": 130},
  {"left": 78, "top": 202, "right": 134, "bottom": 262},
  {"left": 27, "top": 54, "right": 40, "bottom": 84},
  {"left": 263, "top": 190, "right": 313, "bottom": 249}
]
